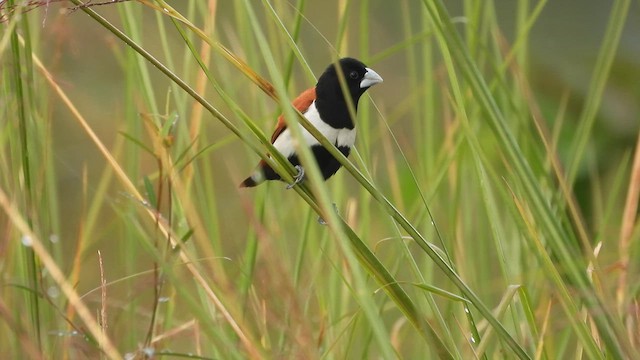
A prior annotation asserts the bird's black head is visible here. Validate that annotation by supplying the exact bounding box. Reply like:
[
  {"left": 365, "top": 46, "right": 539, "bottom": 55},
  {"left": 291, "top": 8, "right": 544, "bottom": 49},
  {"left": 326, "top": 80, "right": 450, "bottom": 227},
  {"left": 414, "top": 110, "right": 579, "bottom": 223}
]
[
  {"left": 315, "top": 58, "right": 383, "bottom": 128},
  {"left": 316, "top": 58, "right": 383, "bottom": 103}
]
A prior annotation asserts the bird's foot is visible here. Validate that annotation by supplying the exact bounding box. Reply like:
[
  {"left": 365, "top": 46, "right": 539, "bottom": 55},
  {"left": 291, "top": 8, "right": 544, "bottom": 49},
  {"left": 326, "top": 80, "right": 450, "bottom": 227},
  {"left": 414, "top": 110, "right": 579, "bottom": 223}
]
[
  {"left": 286, "top": 165, "right": 305, "bottom": 189},
  {"left": 317, "top": 203, "right": 339, "bottom": 225}
]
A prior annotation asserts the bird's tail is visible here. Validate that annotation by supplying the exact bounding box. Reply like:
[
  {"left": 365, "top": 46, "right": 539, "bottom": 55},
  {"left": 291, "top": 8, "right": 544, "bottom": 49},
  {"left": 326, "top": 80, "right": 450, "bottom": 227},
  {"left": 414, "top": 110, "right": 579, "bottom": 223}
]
[
  {"left": 239, "top": 169, "right": 265, "bottom": 188},
  {"left": 239, "top": 176, "right": 257, "bottom": 188}
]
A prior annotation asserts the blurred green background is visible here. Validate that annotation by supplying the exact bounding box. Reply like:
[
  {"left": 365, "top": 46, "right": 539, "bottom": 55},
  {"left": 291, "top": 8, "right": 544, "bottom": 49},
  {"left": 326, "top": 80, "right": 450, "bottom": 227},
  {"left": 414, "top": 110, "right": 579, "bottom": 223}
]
[
  {"left": 2, "top": 0, "right": 639, "bottom": 358},
  {"left": 47, "top": 0, "right": 639, "bottom": 230}
]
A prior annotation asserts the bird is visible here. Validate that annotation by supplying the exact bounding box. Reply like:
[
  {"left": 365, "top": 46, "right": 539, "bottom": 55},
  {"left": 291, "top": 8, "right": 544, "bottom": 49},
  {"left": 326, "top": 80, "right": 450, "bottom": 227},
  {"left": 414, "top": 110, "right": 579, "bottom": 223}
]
[{"left": 239, "top": 57, "right": 383, "bottom": 188}]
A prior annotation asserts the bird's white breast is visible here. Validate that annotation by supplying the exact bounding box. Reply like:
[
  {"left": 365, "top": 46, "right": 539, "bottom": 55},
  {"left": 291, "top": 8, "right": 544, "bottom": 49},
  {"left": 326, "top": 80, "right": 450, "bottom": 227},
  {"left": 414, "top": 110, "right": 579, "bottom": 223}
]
[{"left": 272, "top": 101, "right": 356, "bottom": 158}]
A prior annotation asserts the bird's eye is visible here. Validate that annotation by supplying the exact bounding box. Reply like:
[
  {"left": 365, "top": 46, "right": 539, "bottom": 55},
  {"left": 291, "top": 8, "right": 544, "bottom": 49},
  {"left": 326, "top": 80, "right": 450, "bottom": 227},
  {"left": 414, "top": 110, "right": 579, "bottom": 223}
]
[{"left": 349, "top": 71, "right": 359, "bottom": 79}]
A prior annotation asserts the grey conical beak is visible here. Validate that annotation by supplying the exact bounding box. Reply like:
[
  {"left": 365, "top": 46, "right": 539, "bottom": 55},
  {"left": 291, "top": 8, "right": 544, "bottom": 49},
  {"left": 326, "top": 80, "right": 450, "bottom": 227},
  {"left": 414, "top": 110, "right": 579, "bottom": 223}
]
[{"left": 360, "top": 67, "right": 383, "bottom": 88}]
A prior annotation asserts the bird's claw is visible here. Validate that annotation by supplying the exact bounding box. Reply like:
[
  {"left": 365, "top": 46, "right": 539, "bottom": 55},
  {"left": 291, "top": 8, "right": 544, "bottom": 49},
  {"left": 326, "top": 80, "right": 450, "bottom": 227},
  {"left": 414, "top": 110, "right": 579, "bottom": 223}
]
[
  {"left": 317, "top": 203, "right": 339, "bottom": 225},
  {"left": 286, "top": 165, "right": 305, "bottom": 189}
]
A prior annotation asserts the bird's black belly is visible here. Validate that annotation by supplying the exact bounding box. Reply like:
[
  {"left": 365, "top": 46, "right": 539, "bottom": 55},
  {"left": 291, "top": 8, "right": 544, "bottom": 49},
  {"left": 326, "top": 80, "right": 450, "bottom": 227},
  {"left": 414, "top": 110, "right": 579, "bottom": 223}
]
[{"left": 287, "top": 145, "right": 351, "bottom": 181}]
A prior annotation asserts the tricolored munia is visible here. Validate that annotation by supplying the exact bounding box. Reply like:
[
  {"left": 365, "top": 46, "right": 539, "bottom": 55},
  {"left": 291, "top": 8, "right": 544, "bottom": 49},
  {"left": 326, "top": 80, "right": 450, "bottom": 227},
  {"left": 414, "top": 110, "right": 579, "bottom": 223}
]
[{"left": 239, "top": 57, "right": 383, "bottom": 188}]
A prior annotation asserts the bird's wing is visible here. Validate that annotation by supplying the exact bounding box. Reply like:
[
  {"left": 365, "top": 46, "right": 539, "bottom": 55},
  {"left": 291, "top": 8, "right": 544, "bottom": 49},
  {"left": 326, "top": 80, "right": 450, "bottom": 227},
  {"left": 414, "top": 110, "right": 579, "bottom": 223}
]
[{"left": 270, "top": 87, "right": 316, "bottom": 143}]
